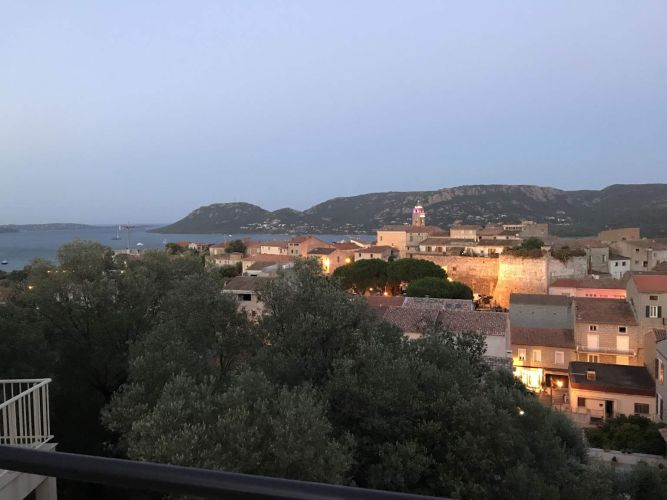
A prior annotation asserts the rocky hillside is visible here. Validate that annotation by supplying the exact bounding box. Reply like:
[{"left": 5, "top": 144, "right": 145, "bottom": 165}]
[{"left": 151, "top": 184, "right": 667, "bottom": 237}]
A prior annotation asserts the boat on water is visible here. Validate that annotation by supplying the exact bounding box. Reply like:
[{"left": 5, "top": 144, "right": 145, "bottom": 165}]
[
  {"left": 1, "top": 260, "right": 8, "bottom": 265},
  {"left": 111, "top": 225, "right": 122, "bottom": 240}
]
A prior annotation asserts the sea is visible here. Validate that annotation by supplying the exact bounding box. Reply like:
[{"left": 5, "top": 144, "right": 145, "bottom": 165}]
[{"left": 0, "top": 226, "right": 373, "bottom": 272}]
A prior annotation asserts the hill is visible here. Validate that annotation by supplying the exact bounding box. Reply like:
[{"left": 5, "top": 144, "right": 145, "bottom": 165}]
[{"left": 151, "top": 184, "right": 667, "bottom": 237}]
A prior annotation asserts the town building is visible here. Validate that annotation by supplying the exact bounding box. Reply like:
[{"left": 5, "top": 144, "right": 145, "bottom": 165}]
[
  {"left": 654, "top": 329, "right": 667, "bottom": 422},
  {"left": 567, "top": 362, "right": 655, "bottom": 421},
  {"left": 241, "top": 254, "right": 293, "bottom": 274},
  {"left": 608, "top": 253, "right": 631, "bottom": 279},
  {"left": 307, "top": 247, "right": 356, "bottom": 274},
  {"left": 449, "top": 225, "right": 482, "bottom": 241},
  {"left": 222, "top": 276, "right": 271, "bottom": 318},
  {"left": 573, "top": 298, "right": 640, "bottom": 366},
  {"left": 548, "top": 277, "right": 627, "bottom": 300},
  {"left": 511, "top": 326, "right": 575, "bottom": 391},
  {"left": 259, "top": 240, "right": 289, "bottom": 255},
  {"left": 354, "top": 245, "right": 396, "bottom": 261},
  {"left": 509, "top": 293, "right": 574, "bottom": 330},
  {"left": 612, "top": 239, "right": 667, "bottom": 272},
  {"left": 598, "top": 227, "right": 641, "bottom": 242},
  {"left": 287, "top": 236, "right": 332, "bottom": 257}
]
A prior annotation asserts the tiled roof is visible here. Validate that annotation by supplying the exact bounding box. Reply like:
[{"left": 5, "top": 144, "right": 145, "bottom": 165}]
[
  {"left": 632, "top": 274, "right": 667, "bottom": 293},
  {"left": 511, "top": 326, "right": 575, "bottom": 348},
  {"left": 654, "top": 328, "right": 667, "bottom": 342},
  {"left": 550, "top": 278, "right": 625, "bottom": 290},
  {"left": 332, "top": 242, "right": 363, "bottom": 250},
  {"left": 243, "top": 254, "right": 293, "bottom": 263},
  {"left": 569, "top": 362, "right": 654, "bottom": 395},
  {"left": 419, "top": 237, "right": 452, "bottom": 246},
  {"left": 450, "top": 225, "right": 482, "bottom": 230},
  {"left": 609, "top": 253, "right": 630, "bottom": 261},
  {"left": 261, "top": 240, "right": 288, "bottom": 248},
  {"left": 574, "top": 298, "right": 637, "bottom": 325},
  {"left": 308, "top": 247, "right": 336, "bottom": 255},
  {"left": 358, "top": 245, "right": 394, "bottom": 254},
  {"left": 436, "top": 310, "right": 509, "bottom": 337},
  {"left": 510, "top": 293, "right": 573, "bottom": 307},
  {"left": 223, "top": 276, "right": 271, "bottom": 292},
  {"left": 376, "top": 306, "right": 440, "bottom": 333},
  {"left": 403, "top": 297, "right": 474, "bottom": 311}
]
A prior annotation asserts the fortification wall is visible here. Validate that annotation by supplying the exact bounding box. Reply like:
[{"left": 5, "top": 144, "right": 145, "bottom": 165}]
[
  {"left": 410, "top": 254, "right": 499, "bottom": 297},
  {"left": 411, "top": 253, "right": 589, "bottom": 308}
]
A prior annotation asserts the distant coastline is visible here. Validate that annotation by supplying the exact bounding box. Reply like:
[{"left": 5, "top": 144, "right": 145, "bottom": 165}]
[{"left": 0, "top": 223, "right": 96, "bottom": 233}]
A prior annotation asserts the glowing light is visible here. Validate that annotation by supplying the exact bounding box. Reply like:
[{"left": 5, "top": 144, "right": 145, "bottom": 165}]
[
  {"left": 556, "top": 380, "right": 564, "bottom": 388},
  {"left": 447, "top": 277, "right": 453, "bottom": 282},
  {"left": 345, "top": 258, "right": 351, "bottom": 264},
  {"left": 27, "top": 285, "right": 34, "bottom": 290}
]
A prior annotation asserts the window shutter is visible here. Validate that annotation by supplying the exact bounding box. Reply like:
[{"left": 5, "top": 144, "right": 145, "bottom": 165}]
[
  {"left": 646, "top": 305, "right": 651, "bottom": 318},
  {"left": 659, "top": 306, "right": 663, "bottom": 318},
  {"left": 656, "top": 359, "right": 660, "bottom": 379}
]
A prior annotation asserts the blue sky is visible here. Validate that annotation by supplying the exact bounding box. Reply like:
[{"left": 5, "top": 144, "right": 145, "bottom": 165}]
[{"left": 1, "top": 1, "right": 666, "bottom": 224}]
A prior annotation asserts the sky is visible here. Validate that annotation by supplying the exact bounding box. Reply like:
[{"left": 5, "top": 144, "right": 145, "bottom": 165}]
[{"left": 1, "top": 1, "right": 666, "bottom": 224}]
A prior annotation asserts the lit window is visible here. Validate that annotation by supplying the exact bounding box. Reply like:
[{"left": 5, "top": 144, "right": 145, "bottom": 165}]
[{"left": 518, "top": 348, "right": 526, "bottom": 361}]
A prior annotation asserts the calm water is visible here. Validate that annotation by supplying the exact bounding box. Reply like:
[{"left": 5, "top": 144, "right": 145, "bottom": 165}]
[{"left": 0, "top": 226, "right": 373, "bottom": 272}]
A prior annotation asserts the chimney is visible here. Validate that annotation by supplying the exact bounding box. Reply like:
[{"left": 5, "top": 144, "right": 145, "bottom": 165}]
[{"left": 586, "top": 370, "right": 596, "bottom": 381}]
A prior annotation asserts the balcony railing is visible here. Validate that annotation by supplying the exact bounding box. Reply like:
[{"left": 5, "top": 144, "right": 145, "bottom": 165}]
[
  {"left": 0, "top": 379, "right": 52, "bottom": 448},
  {"left": 575, "top": 345, "right": 637, "bottom": 356}
]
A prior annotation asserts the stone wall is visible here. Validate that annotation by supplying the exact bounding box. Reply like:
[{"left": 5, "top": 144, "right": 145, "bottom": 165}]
[{"left": 412, "top": 253, "right": 588, "bottom": 308}]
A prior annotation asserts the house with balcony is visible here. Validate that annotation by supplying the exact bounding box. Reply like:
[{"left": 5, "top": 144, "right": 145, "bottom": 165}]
[
  {"left": 511, "top": 326, "right": 575, "bottom": 391},
  {"left": 0, "top": 378, "right": 57, "bottom": 500},
  {"left": 567, "top": 362, "right": 655, "bottom": 422},
  {"left": 573, "top": 297, "right": 640, "bottom": 366}
]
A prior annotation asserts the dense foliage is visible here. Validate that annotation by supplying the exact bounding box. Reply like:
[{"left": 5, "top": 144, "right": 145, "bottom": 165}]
[
  {"left": 225, "top": 239, "right": 247, "bottom": 254},
  {"left": 406, "top": 276, "right": 473, "bottom": 299},
  {"left": 586, "top": 415, "right": 667, "bottom": 455},
  {"left": 3, "top": 242, "right": 667, "bottom": 499}
]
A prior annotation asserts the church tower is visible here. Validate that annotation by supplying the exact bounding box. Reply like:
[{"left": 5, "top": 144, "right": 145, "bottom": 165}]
[{"left": 412, "top": 202, "right": 426, "bottom": 227}]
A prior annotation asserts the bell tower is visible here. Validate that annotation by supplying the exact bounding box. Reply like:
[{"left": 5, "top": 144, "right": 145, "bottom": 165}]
[{"left": 412, "top": 202, "right": 426, "bottom": 227}]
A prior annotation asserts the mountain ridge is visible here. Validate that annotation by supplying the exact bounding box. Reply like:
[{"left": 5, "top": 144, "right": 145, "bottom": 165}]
[{"left": 151, "top": 184, "right": 667, "bottom": 237}]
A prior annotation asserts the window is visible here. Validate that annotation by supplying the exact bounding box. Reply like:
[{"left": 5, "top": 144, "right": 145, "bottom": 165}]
[
  {"left": 634, "top": 403, "right": 650, "bottom": 415},
  {"left": 650, "top": 295, "right": 659, "bottom": 301},
  {"left": 578, "top": 397, "right": 586, "bottom": 408},
  {"left": 532, "top": 350, "right": 541, "bottom": 363},
  {"left": 518, "top": 348, "right": 526, "bottom": 361},
  {"left": 555, "top": 351, "right": 565, "bottom": 365},
  {"left": 587, "top": 354, "right": 599, "bottom": 363},
  {"left": 643, "top": 261, "right": 649, "bottom": 267},
  {"left": 240, "top": 294, "right": 252, "bottom": 301},
  {"left": 618, "top": 326, "right": 627, "bottom": 333},
  {"left": 589, "top": 325, "right": 598, "bottom": 332},
  {"left": 647, "top": 305, "right": 662, "bottom": 318},
  {"left": 587, "top": 334, "right": 599, "bottom": 350},
  {"left": 614, "top": 262, "right": 618, "bottom": 267},
  {"left": 622, "top": 262, "right": 626, "bottom": 266},
  {"left": 379, "top": 236, "right": 383, "bottom": 241}
]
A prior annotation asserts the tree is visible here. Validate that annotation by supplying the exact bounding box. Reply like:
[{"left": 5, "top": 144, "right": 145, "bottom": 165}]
[
  {"left": 387, "top": 258, "right": 446, "bottom": 287},
  {"left": 586, "top": 415, "right": 666, "bottom": 455},
  {"left": 405, "top": 277, "right": 473, "bottom": 299},
  {"left": 332, "top": 259, "right": 388, "bottom": 294},
  {"left": 225, "top": 239, "right": 247, "bottom": 254},
  {"left": 521, "top": 237, "right": 544, "bottom": 250}
]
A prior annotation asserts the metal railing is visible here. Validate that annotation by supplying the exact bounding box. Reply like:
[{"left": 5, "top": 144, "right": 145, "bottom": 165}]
[
  {"left": 0, "top": 445, "right": 443, "bottom": 500},
  {"left": 0, "top": 379, "right": 52, "bottom": 447},
  {"left": 575, "top": 345, "right": 637, "bottom": 356}
]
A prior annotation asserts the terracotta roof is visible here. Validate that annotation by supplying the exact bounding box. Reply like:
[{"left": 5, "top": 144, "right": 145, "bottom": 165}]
[
  {"left": 403, "top": 297, "right": 474, "bottom": 311},
  {"left": 261, "top": 240, "right": 288, "bottom": 248},
  {"left": 358, "top": 245, "right": 394, "bottom": 254},
  {"left": 242, "top": 254, "right": 293, "bottom": 263},
  {"left": 376, "top": 306, "right": 440, "bottom": 334},
  {"left": 246, "top": 261, "right": 281, "bottom": 271},
  {"left": 609, "top": 253, "right": 630, "bottom": 261},
  {"left": 550, "top": 278, "right": 625, "bottom": 290},
  {"left": 308, "top": 247, "right": 336, "bottom": 256},
  {"left": 435, "top": 310, "right": 509, "bottom": 337},
  {"left": 332, "top": 242, "right": 363, "bottom": 250},
  {"left": 510, "top": 294, "right": 573, "bottom": 307},
  {"left": 632, "top": 274, "right": 667, "bottom": 293},
  {"left": 569, "top": 362, "right": 654, "bottom": 396},
  {"left": 654, "top": 328, "right": 667, "bottom": 342},
  {"left": 419, "top": 237, "right": 452, "bottom": 246},
  {"left": 574, "top": 298, "right": 637, "bottom": 325},
  {"left": 223, "top": 276, "right": 271, "bottom": 292},
  {"left": 511, "top": 326, "right": 575, "bottom": 348},
  {"left": 653, "top": 262, "right": 667, "bottom": 272}
]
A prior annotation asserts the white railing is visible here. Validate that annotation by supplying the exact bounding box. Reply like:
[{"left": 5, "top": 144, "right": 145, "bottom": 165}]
[
  {"left": 0, "top": 379, "right": 52, "bottom": 447},
  {"left": 576, "top": 345, "right": 637, "bottom": 356}
]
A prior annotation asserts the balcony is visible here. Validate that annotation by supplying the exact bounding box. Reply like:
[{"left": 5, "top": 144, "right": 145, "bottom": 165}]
[
  {"left": 575, "top": 345, "right": 637, "bottom": 356},
  {"left": 1, "top": 378, "right": 57, "bottom": 500}
]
